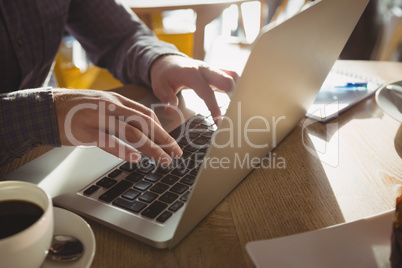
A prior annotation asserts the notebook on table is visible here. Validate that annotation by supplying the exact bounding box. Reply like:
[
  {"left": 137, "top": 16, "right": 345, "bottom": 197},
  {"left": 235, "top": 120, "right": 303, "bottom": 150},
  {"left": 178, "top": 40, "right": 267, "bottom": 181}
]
[
  {"left": 307, "top": 69, "right": 385, "bottom": 122},
  {"left": 5, "top": 0, "right": 370, "bottom": 248}
]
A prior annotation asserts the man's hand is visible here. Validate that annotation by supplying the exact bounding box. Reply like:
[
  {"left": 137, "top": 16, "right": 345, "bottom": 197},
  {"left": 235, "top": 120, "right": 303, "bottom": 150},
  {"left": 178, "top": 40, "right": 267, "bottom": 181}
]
[
  {"left": 150, "top": 55, "right": 238, "bottom": 123},
  {"left": 53, "top": 89, "right": 182, "bottom": 165},
  {"left": 52, "top": 56, "right": 236, "bottom": 164}
]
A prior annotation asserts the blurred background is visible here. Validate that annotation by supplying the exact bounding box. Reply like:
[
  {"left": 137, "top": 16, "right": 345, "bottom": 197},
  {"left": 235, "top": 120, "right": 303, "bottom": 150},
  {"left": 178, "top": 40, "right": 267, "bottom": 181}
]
[{"left": 55, "top": 0, "right": 402, "bottom": 90}]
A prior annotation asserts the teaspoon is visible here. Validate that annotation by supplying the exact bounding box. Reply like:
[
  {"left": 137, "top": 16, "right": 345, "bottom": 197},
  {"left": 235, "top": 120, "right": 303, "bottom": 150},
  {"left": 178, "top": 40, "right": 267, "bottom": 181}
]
[{"left": 46, "top": 234, "right": 84, "bottom": 262}]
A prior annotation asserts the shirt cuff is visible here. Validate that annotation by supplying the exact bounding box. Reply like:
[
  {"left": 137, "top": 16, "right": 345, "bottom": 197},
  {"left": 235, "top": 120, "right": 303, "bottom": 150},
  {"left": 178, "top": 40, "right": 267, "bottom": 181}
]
[
  {"left": 0, "top": 87, "right": 61, "bottom": 159},
  {"left": 142, "top": 46, "right": 188, "bottom": 87},
  {"left": 121, "top": 36, "right": 188, "bottom": 88}
]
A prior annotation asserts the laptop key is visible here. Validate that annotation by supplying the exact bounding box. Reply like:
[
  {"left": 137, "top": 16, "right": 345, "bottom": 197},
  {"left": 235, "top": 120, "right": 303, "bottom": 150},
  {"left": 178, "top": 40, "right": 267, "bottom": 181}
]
[
  {"left": 180, "top": 191, "right": 191, "bottom": 202},
  {"left": 108, "top": 169, "right": 123, "bottom": 178},
  {"left": 141, "top": 201, "right": 168, "bottom": 219},
  {"left": 154, "top": 165, "right": 172, "bottom": 175},
  {"left": 169, "top": 125, "right": 183, "bottom": 140},
  {"left": 183, "top": 159, "right": 197, "bottom": 170},
  {"left": 193, "top": 137, "right": 210, "bottom": 145},
  {"left": 171, "top": 166, "right": 189, "bottom": 177},
  {"left": 139, "top": 191, "right": 158, "bottom": 203},
  {"left": 129, "top": 201, "right": 147, "bottom": 213},
  {"left": 83, "top": 185, "right": 99, "bottom": 196},
  {"left": 99, "top": 180, "right": 133, "bottom": 202},
  {"left": 126, "top": 172, "right": 144, "bottom": 183},
  {"left": 156, "top": 211, "right": 173, "bottom": 223},
  {"left": 170, "top": 183, "right": 189, "bottom": 194},
  {"left": 144, "top": 173, "right": 163, "bottom": 183},
  {"left": 188, "top": 130, "right": 200, "bottom": 139},
  {"left": 171, "top": 157, "right": 184, "bottom": 168},
  {"left": 159, "top": 192, "right": 179, "bottom": 204},
  {"left": 190, "top": 168, "right": 199, "bottom": 176},
  {"left": 119, "top": 161, "right": 138, "bottom": 172},
  {"left": 192, "top": 123, "right": 209, "bottom": 130},
  {"left": 161, "top": 174, "right": 180, "bottom": 185},
  {"left": 169, "top": 201, "right": 184, "bottom": 212},
  {"left": 96, "top": 177, "right": 117, "bottom": 188},
  {"left": 137, "top": 163, "right": 156, "bottom": 174},
  {"left": 178, "top": 137, "right": 189, "bottom": 147},
  {"left": 112, "top": 198, "right": 131, "bottom": 210},
  {"left": 181, "top": 150, "right": 192, "bottom": 159},
  {"left": 122, "top": 189, "right": 141, "bottom": 200},
  {"left": 113, "top": 198, "right": 147, "bottom": 213},
  {"left": 201, "top": 130, "right": 214, "bottom": 139},
  {"left": 181, "top": 175, "right": 196, "bottom": 186},
  {"left": 183, "top": 144, "right": 198, "bottom": 152},
  {"left": 192, "top": 151, "right": 205, "bottom": 162},
  {"left": 150, "top": 182, "right": 169, "bottom": 194},
  {"left": 190, "top": 115, "right": 205, "bottom": 124},
  {"left": 134, "top": 180, "right": 152, "bottom": 191},
  {"left": 199, "top": 145, "right": 209, "bottom": 153}
]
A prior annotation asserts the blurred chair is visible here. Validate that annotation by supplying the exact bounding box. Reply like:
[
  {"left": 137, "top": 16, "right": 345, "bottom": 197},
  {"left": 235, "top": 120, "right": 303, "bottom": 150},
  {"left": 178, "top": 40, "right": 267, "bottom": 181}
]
[
  {"left": 150, "top": 12, "right": 194, "bottom": 57},
  {"left": 53, "top": 10, "right": 195, "bottom": 90},
  {"left": 53, "top": 40, "right": 123, "bottom": 91}
]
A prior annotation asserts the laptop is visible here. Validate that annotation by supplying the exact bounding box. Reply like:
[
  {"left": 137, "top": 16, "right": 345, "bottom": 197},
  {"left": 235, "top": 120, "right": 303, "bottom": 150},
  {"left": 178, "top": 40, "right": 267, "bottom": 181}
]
[{"left": 5, "top": 0, "right": 369, "bottom": 249}]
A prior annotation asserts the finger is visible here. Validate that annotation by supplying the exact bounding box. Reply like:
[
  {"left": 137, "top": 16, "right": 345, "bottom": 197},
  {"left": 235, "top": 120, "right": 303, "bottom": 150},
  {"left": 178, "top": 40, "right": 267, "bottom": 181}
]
[
  {"left": 220, "top": 69, "right": 239, "bottom": 82},
  {"left": 105, "top": 124, "right": 173, "bottom": 165},
  {"left": 124, "top": 116, "right": 182, "bottom": 157},
  {"left": 194, "top": 86, "right": 221, "bottom": 122},
  {"left": 95, "top": 132, "right": 142, "bottom": 163},
  {"left": 152, "top": 86, "right": 180, "bottom": 114},
  {"left": 184, "top": 71, "right": 222, "bottom": 122},
  {"left": 116, "top": 125, "right": 173, "bottom": 165},
  {"left": 129, "top": 132, "right": 173, "bottom": 166},
  {"left": 110, "top": 92, "right": 163, "bottom": 126},
  {"left": 107, "top": 103, "right": 166, "bottom": 139},
  {"left": 200, "top": 67, "right": 236, "bottom": 93},
  {"left": 104, "top": 115, "right": 182, "bottom": 160},
  {"left": 103, "top": 94, "right": 182, "bottom": 157}
]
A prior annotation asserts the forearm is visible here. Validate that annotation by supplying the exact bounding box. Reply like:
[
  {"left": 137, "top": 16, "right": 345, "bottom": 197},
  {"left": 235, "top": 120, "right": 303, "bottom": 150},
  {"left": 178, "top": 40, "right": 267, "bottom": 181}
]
[{"left": 0, "top": 88, "right": 61, "bottom": 166}]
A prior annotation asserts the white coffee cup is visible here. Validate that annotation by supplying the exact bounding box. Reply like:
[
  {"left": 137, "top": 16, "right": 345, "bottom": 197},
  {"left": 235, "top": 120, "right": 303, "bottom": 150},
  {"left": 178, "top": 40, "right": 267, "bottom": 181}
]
[{"left": 0, "top": 181, "right": 54, "bottom": 268}]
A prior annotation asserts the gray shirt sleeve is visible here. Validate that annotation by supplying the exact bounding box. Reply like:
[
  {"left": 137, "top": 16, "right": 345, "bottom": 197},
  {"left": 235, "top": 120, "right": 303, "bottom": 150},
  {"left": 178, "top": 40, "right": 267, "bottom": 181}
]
[
  {"left": 0, "top": 88, "right": 60, "bottom": 166},
  {"left": 66, "top": 0, "right": 187, "bottom": 88}
]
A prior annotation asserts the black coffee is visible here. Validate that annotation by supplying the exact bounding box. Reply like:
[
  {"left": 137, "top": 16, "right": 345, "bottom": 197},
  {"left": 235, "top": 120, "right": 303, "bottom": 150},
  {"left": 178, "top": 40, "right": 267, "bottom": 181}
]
[{"left": 0, "top": 200, "right": 44, "bottom": 239}]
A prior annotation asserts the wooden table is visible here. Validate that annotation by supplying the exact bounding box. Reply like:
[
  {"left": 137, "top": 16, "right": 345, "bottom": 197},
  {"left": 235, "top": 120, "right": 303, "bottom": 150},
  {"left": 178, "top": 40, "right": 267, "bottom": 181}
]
[
  {"left": 1, "top": 60, "right": 402, "bottom": 267},
  {"left": 121, "top": 0, "right": 271, "bottom": 60}
]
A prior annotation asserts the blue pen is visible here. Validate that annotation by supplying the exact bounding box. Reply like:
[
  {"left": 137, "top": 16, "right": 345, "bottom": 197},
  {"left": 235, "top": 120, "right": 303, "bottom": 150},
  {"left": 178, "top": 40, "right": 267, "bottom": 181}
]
[
  {"left": 334, "top": 82, "right": 367, "bottom": 88},
  {"left": 333, "top": 82, "right": 368, "bottom": 92}
]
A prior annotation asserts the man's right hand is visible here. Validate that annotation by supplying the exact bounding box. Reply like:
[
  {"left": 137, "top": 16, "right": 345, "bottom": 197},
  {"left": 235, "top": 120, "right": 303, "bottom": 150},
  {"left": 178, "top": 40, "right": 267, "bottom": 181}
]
[{"left": 53, "top": 89, "right": 182, "bottom": 165}]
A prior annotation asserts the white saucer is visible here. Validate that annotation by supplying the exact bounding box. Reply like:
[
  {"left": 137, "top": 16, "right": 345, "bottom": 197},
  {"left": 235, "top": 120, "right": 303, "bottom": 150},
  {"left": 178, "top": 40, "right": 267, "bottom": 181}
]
[
  {"left": 246, "top": 210, "right": 394, "bottom": 268},
  {"left": 41, "top": 207, "right": 96, "bottom": 268},
  {"left": 376, "top": 80, "right": 402, "bottom": 122}
]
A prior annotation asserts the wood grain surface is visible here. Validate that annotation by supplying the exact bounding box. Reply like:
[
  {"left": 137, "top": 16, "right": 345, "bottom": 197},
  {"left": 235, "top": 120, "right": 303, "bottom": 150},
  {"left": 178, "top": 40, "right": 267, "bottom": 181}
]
[{"left": 1, "top": 60, "right": 401, "bottom": 268}]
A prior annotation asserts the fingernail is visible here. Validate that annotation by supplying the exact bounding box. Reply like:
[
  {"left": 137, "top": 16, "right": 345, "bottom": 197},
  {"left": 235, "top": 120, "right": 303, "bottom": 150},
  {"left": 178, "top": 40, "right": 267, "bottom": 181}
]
[{"left": 174, "top": 146, "right": 183, "bottom": 158}]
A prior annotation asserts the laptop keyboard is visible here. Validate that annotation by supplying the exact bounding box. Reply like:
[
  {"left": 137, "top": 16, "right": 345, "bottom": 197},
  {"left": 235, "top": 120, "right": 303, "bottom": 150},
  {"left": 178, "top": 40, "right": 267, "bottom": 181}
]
[{"left": 80, "top": 114, "right": 216, "bottom": 224}]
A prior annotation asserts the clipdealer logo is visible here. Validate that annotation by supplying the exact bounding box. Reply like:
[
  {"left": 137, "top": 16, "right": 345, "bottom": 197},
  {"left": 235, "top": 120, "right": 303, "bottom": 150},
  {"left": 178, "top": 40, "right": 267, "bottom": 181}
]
[
  {"left": 63, "top": 100, "right": 288, "bottom": 169},
  {"left": 201, "top": 152, "right": 286, "bottom": 170}
]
